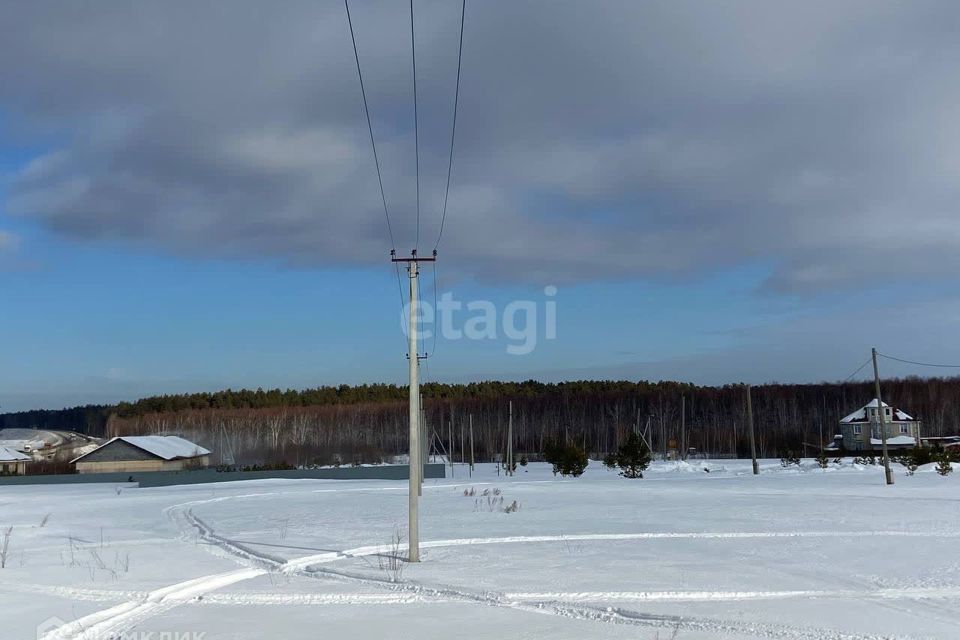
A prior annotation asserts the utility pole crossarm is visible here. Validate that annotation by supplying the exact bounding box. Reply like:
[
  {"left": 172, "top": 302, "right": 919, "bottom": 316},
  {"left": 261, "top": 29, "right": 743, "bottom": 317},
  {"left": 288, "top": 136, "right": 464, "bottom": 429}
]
[{"left": 391, "top": 249, "right": 437, "bottom": 263}]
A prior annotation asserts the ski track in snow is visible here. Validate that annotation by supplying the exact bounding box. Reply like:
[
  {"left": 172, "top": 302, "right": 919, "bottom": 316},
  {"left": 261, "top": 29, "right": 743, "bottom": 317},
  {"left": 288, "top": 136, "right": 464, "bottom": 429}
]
[
  {"left": 0, "top": 582, "right": 146, "bottom": 602},
  {"left": 43, "top": 485, "right": 956, "bottom": 640}
]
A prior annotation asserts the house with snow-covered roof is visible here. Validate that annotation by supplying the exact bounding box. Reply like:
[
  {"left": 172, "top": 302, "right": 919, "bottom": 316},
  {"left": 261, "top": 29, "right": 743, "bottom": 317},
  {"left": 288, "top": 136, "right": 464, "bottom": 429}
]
[
  {"left": 834, "top": 399, "right": 921, "bottom": 452},
  {"left": 0, "top": 445, "right": 31, "bottom": 475},
  {"left": 71, "top": 436, "right": 211, "bottom": 474}
]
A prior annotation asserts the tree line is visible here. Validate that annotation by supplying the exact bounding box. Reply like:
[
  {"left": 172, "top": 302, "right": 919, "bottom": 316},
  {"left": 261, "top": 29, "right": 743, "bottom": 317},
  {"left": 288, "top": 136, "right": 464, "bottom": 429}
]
[{"left": 5, "top": 377, "right": 960, "bottom": 466}]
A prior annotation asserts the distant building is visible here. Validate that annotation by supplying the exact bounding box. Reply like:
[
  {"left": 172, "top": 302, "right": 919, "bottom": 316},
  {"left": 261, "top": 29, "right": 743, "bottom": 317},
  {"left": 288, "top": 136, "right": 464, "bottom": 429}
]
[
  {"left": 920, "top": 436, "right": 960, "bottom": 450},
  {"left": 0, "top": 445, "right": 31, "bottom": 475},
  {"left": 833, "top": 399, "right": 921, "bottom": 452},
  {"left": 71, "top": 436, "right": 211, "bottom": 474}
]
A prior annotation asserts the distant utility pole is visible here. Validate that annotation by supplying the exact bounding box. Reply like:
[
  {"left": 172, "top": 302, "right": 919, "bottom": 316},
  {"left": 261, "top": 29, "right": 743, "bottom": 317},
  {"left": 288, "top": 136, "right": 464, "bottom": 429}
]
[
  {"left": 681, "top": 395, "right": 686, "bottom": 460},
  {"left": 746, "top": 384, "right": 758, "bottom": 475},
  {"left": 872, "top": 347, "right": 895, "bottom": 485},
  {"left": 469, "top": 414, "right": 474, "bottom": 477},
  {"left": 392, "top": 249, "right": 436, "bottom": 562},
  {"left": 448, "top": 417, "right": 453, "bottom": 471},
  {"left": 507, "top": 401, "right": 514, "bottom": 476}
]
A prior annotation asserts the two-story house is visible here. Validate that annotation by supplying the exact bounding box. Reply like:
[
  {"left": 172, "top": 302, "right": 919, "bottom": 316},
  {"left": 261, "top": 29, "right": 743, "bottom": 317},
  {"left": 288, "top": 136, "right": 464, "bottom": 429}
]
[{"left": 837, "top": 399, "right": 921, "bottom": 452}]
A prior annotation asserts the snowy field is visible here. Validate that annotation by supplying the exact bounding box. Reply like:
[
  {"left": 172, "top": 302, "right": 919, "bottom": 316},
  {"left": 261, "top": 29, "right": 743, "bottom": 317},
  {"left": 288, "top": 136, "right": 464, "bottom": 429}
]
[{"left": 1, "top": 459, "right": 958, "bottom": 640}]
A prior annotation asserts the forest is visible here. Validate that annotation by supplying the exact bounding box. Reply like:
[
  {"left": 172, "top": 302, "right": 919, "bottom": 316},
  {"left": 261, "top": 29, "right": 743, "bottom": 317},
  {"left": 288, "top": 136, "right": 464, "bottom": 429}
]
[{"left": 5, "top": 377, "right": 958, "bottom": 466}]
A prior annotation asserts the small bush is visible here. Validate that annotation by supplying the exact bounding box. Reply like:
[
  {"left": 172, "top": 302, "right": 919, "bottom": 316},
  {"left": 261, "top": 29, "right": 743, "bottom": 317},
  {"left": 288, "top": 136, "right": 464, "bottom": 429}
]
[
  {"left": 0, "top": 526, "right": 11, "bottom": 569},
  {"left": 778, "top": 448, "right": 801, "bottom": 467},
  {"left": 815, "top": 452, "right": 828, "bottom": 469}
]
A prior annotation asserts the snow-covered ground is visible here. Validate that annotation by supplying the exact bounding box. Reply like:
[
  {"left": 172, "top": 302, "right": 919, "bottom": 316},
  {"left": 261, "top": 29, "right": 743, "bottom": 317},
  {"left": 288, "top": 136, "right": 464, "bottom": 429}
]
[{"left": 1, "top": 459, "right": 958, "bottom": 640}]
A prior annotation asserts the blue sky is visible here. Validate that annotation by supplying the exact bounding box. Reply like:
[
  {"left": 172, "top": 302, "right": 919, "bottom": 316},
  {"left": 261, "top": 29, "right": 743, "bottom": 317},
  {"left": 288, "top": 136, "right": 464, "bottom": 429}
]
[{"left": 3, "top": 1, "right": 960, "bottom": 411}]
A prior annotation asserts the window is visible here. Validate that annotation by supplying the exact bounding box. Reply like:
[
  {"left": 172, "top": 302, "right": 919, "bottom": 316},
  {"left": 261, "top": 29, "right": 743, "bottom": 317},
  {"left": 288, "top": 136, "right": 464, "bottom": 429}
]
[
  {"left": 900, "top": 424, "right": 909, "bottom": 434},
  {"left": 885, "top": 408, "right": 891, "bottom": 417},
  {"left": 854, "top": 425, "right": 862, "bottom": 435}
]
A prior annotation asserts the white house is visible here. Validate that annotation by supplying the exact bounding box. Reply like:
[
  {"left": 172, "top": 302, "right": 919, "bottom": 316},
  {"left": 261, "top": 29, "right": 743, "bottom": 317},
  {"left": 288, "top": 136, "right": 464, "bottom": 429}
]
[
  {"left": 0, "top": 445, "right": 31, "bottom": 475},
  {"left": 832, "top": 399, "right": 921, "bottom": 452}
]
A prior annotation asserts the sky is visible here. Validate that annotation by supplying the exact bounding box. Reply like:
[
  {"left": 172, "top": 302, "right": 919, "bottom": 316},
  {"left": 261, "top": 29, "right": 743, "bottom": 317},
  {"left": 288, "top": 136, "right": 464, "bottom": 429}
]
[{"left": 3, "top": 1, "right": 960, "bottom": 412}]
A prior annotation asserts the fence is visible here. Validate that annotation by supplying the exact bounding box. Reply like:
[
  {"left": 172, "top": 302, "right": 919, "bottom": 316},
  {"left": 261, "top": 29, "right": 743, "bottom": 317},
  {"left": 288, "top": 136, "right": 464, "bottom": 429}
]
[{"left": 0, "top": 463, "right": 446, "bottom": 487}]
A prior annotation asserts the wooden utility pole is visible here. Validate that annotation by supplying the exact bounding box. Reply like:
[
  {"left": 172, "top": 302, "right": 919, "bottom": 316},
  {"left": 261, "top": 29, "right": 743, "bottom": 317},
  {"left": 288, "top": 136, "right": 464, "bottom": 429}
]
[
  {"left": 681, "top": 395, "right": 686, "bottom": 460},
  {"left": 469, "top": 414, "right": 474, "bottom": 477},
  {"left": 872, "top": 347, "right": 895, "bottom": 485},
  {"left": 747, "top": 384, "right": 758, "bottom": 475},
  {"left": 507, "top": 400, "right": 514, "bottom": 476}
]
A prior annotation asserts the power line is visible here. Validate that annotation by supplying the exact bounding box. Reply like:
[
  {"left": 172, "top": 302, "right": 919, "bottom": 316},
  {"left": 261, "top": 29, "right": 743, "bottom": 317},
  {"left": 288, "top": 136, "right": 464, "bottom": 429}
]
[
  {"left": 410, "top": 0, "right": 421, "bottom": 251},
  {"left": 344, "top": 0, "right": 396, "bottom": 251},
  {"left": 842, "top": 357, "right": 872, "bottom": 382},
  {"left": 877, "top": 352, "right": 960, "bottom": 369},
  {"left": 434, "top": 0, "right": 466, "bottom": 252}
]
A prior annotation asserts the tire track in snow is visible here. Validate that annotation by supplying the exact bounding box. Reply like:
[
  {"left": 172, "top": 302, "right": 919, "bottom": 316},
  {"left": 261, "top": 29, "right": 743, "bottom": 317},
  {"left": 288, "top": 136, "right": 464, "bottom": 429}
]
[
  {"left": 504, "top": 586, "right": 960, "bottom": 603},
  {"left": 188, "top": 585, "right": 960, "bottom": 606},
  {"left": 197, "top": 592, "right": 452, "bottom": 606},
  {"left": 0, "top": 582, "right": 145, "bottom": 602},
  {"left": 280, "top": 529, "right": 960, "bottom": 573},
  {"left": 41, "top": 568, "right": 264, "bottom": 640}
]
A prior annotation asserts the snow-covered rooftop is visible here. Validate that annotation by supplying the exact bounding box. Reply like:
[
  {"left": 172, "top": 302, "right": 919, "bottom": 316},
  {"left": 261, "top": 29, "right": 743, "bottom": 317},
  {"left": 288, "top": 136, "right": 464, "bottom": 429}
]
[
  {"left": 870, "top": 436, "right": 916, "bottom": 446},
  {"left": 840, "top": 399, "right": 914, "bottom": 423},
  {"left": 73, "top": 436, "right": 210, "bottom": 463},
  {"left": 0, "top": 445, "right": 31, "bottom": 462}
]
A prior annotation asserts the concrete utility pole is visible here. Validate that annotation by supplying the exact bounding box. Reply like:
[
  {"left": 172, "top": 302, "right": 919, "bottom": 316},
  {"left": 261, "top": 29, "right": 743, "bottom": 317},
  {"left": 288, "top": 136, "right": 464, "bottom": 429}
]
[
  {"left": 393, "top": 250, "right": 436, "bottom": 562},
  {"left": 469, "top": 414, "right": 474, "bottom": 477},
  {"left": 747, "top": 384, "right": 758, "bottom": 475},
  {"left": 872, "top": 347, "right": 895, "bottom": 485}
]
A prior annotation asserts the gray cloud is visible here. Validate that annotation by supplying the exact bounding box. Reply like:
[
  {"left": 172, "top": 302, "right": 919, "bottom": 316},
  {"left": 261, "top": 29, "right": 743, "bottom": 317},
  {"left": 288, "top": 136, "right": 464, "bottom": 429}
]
[{"left": 2, "top": 1, "right": 959, "bottom": 290}]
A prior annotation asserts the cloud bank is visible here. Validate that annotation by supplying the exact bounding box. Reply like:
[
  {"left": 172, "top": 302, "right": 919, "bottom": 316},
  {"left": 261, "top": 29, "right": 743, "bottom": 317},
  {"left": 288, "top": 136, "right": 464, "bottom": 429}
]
[{"left": 2, "top": 1, "right": 959, "bottom": 290}]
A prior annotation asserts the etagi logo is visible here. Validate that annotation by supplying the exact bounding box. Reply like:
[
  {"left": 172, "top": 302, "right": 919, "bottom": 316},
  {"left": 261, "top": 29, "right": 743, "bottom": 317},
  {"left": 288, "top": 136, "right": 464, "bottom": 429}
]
[{"left": 401, "top": 286, "right": 558, "bottom": 355}]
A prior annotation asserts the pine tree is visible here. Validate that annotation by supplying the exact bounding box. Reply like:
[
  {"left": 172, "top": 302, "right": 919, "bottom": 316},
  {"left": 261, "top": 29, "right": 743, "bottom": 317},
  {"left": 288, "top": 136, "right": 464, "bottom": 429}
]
[
  {"left": 816, "top": 452, "right": 828, "bottom": 469},
  {"left": 614, "top": 432, "right": 652, "bottom": 479},
  {"left": 936, "top": 453, "right": 953, "bottom": 476}
]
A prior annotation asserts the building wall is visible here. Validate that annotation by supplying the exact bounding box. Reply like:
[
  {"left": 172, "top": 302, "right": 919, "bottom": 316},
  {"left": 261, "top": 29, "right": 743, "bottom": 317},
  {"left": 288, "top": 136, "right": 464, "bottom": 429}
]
[{"left": 0, "top": 461, "right": 27, "bottom": 475}]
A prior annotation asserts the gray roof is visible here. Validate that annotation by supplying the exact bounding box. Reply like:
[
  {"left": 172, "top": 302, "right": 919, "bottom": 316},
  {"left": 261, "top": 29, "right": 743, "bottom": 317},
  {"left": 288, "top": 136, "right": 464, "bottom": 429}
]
[
  {"left": 72, "top": 435, "right": 209, "bottom": 463},
  {"left": 0, "top": 445, "right": 31, "bottom": 462}
]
